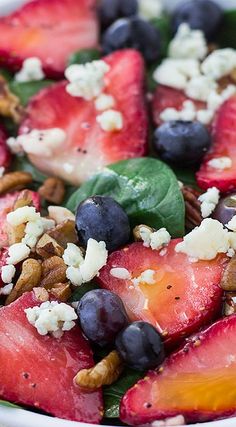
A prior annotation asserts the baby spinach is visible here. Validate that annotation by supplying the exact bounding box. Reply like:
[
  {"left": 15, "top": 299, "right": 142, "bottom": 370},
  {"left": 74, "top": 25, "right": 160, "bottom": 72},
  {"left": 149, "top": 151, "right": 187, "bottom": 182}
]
[
  {"left": 67, "top": 157, "right": 185, "bottom": 237},
  {"left": 0, "top": 400, "right": 20, "bottom": 408},
  {"left": 68, "top": 49, "right": 101, "bottom": 66},
  {"left": 69, "top": 281, "right": 99, "bottom": 302},
  {"left": 216, "top": 10, "right": 236, "bottom": 49},
  {"left": 9, "top": 80, "right": 53, "bottom": 106}
]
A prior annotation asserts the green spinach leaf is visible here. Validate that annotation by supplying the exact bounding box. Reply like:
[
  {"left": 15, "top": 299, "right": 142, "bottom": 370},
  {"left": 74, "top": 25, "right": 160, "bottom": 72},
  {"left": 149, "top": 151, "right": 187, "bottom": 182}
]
[
  {"left": 67, "top": 157, "right": 185, "bottom": 237},
  {"left": 9, "top": 80, "right": 53, "bottom": 106},
  {"left": 68, "top": 49, "right": 101, "bottom": 66},
  {"left": 216, "top": 10, "right": 236, "bottom": 49},
  {"left": 69, "top": 281, "right": 99, "bottom": 302},
  {"left": 0, "top": 400, "right": 20, "bottom": 408}
]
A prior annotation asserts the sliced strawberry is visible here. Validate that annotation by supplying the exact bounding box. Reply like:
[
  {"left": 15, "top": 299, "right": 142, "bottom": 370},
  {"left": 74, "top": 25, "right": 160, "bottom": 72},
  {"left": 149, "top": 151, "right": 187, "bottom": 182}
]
[
  {"left": 121, "top": 314, "right": 236, "bottom": 425},
  {"left": 98, "top": 241, "right": 227, "bottom": 347},
  {"left": 0, "top": 0, "right": 98, "bottom": 78},
  {"left": 0, "top": 125, "right": 11, "bottom": 169},
  {"left": 0, "top": 190, "right": 40, "bottom": 248},
  {"left": 20, "top": 50, "right": 148, "bottom": 185},
  {"left": 0, "top": 291, "right": 103, "bottom": 422},
  {"left": 197, "top": 95, "right": 236, "bottom": 192},
  {"left": 152, "top": 85, "right": 206, "bottom": 126}
]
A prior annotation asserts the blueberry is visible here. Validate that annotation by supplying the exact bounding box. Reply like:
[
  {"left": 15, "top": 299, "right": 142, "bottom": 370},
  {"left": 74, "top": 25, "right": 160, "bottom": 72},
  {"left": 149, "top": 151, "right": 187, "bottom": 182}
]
[
  {"left": 102, "top": 17, "right": 161, "bottom": 63},
  {"left": 153, "top": 120, "right": 211, "bottom": 167},
  {"left": 115, "top": 321, "right": 165, "bottom": 371},
  {"left": 75, "top": 196, "right": 130, "bottom": 252},
  {"left": 212, "top": 193, "right": 236, "bottom": 225},
  {"left": 172, "top": 0, "right": 223, "bottom": 40},
  {"left": 77, "top": 289, "right": 129, "bottom": 346},
  {"left": 100, "top": 0, "right": 138, "bottom": 29}
]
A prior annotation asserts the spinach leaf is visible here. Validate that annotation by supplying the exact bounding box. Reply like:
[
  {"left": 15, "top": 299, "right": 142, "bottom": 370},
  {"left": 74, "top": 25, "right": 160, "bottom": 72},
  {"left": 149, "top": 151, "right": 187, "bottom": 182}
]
[
  {"left": 151, "top": 15, "right": 171, "bottom": 58},
  {"left": 216, "top": 10, "right": 236, "bottom": 49},
  {"left": 0, "top": 400, "right": 20, "bottom": 408},
  {"left": 67, "top": 157, "right": 185, "bottom": 237},
  {"left": 12, "top": 155, "right": 48, "bottom": 184},
  {"left": 68, "top": 49, "right": 101, "bottom": 66},
  {"left": 172, "top": 166, "right": 199, "bottom": 188},
  {"left": 103, "top": 368, "right": 143, "bottom": 418},
  {"left": 9, "top": 80, "right": 53, "bottom": 106},
  {"left": 69, "top": 281, "right": 99, "bottom": 302}
]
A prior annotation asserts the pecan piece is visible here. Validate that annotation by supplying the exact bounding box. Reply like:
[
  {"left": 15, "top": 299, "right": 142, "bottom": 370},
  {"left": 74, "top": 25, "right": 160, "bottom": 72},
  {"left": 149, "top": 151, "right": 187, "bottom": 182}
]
[
  {"left": 48, "top": 220, "right": 77, "bottom": 248},
  {"left": 133, "top": 224, "right": 155, "bottom": 242},
  {"left": 41, "top": 256, "right": 67, "bottom": 287},
  {"left": 182, "top": 186, "right": 202, "bottom": 230},
  {"left": 39, "top": 177, "right": 65, "bottom": 204},
  {"left": 48, "top": 206, "right": 75, "bottom": 224},
  {"left": 0, "top": 75, "right": 25, "bottom": 123},
  {"left": 5, "top": 259, "right": 42, "bottom": 305},
  {"left": 7, "top": 223, "right": 25, "bottom": 245},
  {"left": 75, "top": 350, "right": 123, "bottom": 390},
  {"left": 223, "top": 294, "right": 236, "bottom": 316},
  {"left": 34, "top": 287, "right": 49, "bottom": 302},
  {"left": 14, "top": 190, "right": 35, "bottom": 210},
  {"left": 47, "top": 282, "right": 71, "bottom": 302},
  {"left": 221, "top": 256, "right": 236, "bottom": 291},
  {"left": 36, "top": 234, "right": 64, "bottom": 258},
  {"left": 0, "top": 171, "right": 32, "bottom": 195}
]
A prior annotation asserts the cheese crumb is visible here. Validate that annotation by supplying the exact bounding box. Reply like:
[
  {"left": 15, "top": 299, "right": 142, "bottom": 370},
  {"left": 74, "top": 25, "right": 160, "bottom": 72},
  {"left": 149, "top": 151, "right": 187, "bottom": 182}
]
[
  {"left": 185, "top": 75, "right": 217, "bottom": 102},
  {"left": 25, "top": 301, "right": 77, "bottom": 336},
  {"left": 66, "top": 266, "right": 83, "bottom": 287},
  {"left": 48, "top": 206, "right": 75, "bottom": 224},
  {"left": 198, "top": 187, "right": 220, "bottom": 218},
  {"left": 63, "top": 243, "right": 84, "bottom": 268},
  {"left": 80, "top": 239, "right": 108, "bottom": 282},
  {"left": 15, "top": 57, "right": 45, "bottom": 82},
  {"left": 95, "top": 93, "right": 115, "bottom": 111},
  {"left": 132, "top": 269, "right": 156, "bottom": 287},
  {"left": 150, "top": 228, "right": 171, "bottom": 250},
  {"left": 110, "top": 267, "right": 131, "bottom": 280},
  {"left": 0, "top": 283, "right": 13, "bottom": 296},
  {"left": 207, "top": 157, "right": 232, "bottom": 170},
  {"left": 7, "top": 243, "right": 31, "bottom": 265},
  {"left": 168, "top": 23, "right": 207, "bottom": 60},
  {"left": 201, "top": 48, "right": 236, "bottom": 80},
  {"left": 153, "top": 58, "right": 200, "bottom": 90},
  {"left": 7, "top": 206, "right": 40, "bottom": 227},
  {"left": 226, "top": 215, "right": 236, "bottom": 232},
  {"left": 138, "top": 0, "right": 163, "bottom": 20},
  {"left": 152, "top": 414, "right": 186, "bottom": 427},
  {"left": 1, "top": 264, "right": 16, "bottom": 284},
  {"left": 96, "top": 109, "right": 123, "bottom": 132},
  {"left": 18, "top": 128, "right": 66, "bottom": 157}
]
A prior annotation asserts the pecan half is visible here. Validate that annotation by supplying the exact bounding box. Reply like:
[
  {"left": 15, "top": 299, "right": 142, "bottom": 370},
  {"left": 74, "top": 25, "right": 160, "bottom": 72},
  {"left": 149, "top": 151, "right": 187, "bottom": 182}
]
[
  {"left": 5, "top": 259, "right": 42, "bottom": 305},
  {"left": 48, "top": 220, "right": 77, "bottom": 248},
  {"left": 0, "top": 171, "right": 32, "bottom": 195},
  {"left": 74, "top": 350, "right": 123, "bottom": 390},
  {"left": 223, "top": 294, "right": 236, "bottom": 316},
  {"left": 34, "top": 287, "right": 49, "bottom": 302},
  {"left": 133, "top": 224, "right": 155, "bottom": 242},
  {"left": 221, "top": 256, "right": 236, "bottom": 291},
  {"left": 41, "top": 256, "right": 67, "bottom": 288},
  {"left": 0, "top": 75, "right": 25, "bottom": 123},
  {"left": 36, "top": 234, "right": 64, "bottom": 258},
  {"left": 39, "top": 177, "right": 65, "bottom": 205},
  {"left": 47, "top": 282, "right": 71, "bottom": 302},
  {"left": 182, "top": 186, "right": 202, "bottom": 230},
  {"left": 7, "top": 223, "right": 25, "bottom": 245},
  {"left": 14, "top": 190, "right": 35, "bottom": 210}
]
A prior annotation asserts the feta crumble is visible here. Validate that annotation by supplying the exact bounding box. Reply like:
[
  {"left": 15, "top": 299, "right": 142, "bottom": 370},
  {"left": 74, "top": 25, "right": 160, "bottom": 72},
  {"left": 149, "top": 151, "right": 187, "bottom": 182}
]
[
  {"left": 18, "top": 128, "right": 66, "bottom": 157},
  {"left": 152, "top": 415, "right": 186, "bottom": 427},
  {"left": 138, "top": 0, "right": 163, "bottom": 20},
  {"left": 7, "top": 206, "right": 40, "bottom": 227},
  {"left": 0, "top": 283, "right": 13, "bottom": 296},
  {"left": 226, "top": 215, "right": 236, "bottom": 232},
  {"left": 95, "top": 93, "right": 115, "bottom": 111},
  {"left": 63, "top": 243, "right": 84, "bottom": 268},
  {"left": 15, "top": 57, "right": 45, "bottom": 82},
  {"left": 21, "top": 219, "right": 44, "bottom": 249},
  {"left": 198, "top": 187, "right": 220, "bottom": 218},
  {"left": 150, "top": 228, "right": 171, "bottom": 250},
  {"left": 1, "top": 264, "right": 16, "bottom": 284},
  {"left": 48, "top": 206, "right": 75, "bottom": 224},
  {"left": 110, "top": 267, "right": 131, "bottom": 280},
  {"left": 185, "top": 75, "right": 217, "bottom": 102},
  {"left": 132, "top": 269, "right": 156, "bottom": 287},
  {"left": 25, "top": 301, "right": 77, "bottom": 336},
  {"left": 153, "top": 59, "right": 200, "bottom": 90},
  {"left": 201, "top": 48, "right": 236, "bottom": 80},
  {"left": 96, "top": 109, "right": 123, "bottom": 132},
  {"left": 207, "top": 157, "right": 232, "bottom": 170},
  {"left": 65, "top": 60, "right": 110, "bottom": 100},
  {"left": 6, "top": 136, "right": 23, "bottom": 155},
  {"left": 66, "top": 266, "right": 83, "bottom": 287},
  {"left": 7, "top": 243, "right": 31, "bottom": 265},
  {"left": 168, "top": 24, "right": 207, "bottom": 60}
]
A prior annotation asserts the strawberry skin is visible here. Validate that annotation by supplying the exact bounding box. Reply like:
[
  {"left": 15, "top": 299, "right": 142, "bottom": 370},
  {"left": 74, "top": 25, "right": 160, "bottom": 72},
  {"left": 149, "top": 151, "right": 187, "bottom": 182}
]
[
  {"left": 98, "top": 241, "right": 227, "bottom": 347},
  {"left": 197, "top": 96, "right": 236, "bottom": 192},
  {"left": 0, "top": 0, "right": 98, "bottom": 78},
  {"left": 0, "top": 190, "right": 40, "bottom": 248},
  {"left": 120, "top": 314, "right": 236, "bottom": 425},
  {"left": 0, "top": 291, "right": 103, "bottom": 423},
  {"left": 0, "top": 125, "right": 11, "bottom": 169},
  {"left": 20, "top": 50, "right": 148, "bottom": 185},
  {"left": 152, "top": 85, "right": 205, "bottom": 126}
]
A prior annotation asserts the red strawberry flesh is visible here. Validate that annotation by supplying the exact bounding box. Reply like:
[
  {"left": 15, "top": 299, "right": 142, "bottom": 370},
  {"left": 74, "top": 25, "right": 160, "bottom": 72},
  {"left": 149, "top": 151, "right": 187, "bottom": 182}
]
[
  {"left": 0, "top": 0, "right": 99, "bottom": 78},
  {"left": 98, "top": 241, "right": 227, "bottom": 346},
  {"left": 20, "top": 50, "right": 148, "bottom": 185},
  {"left": 0, "top": 124, "right": 11, "bottom": 169},
  {"left": 0, "top": 291, "right": 103, "bottom": 423},
  {"left": 120, "top": 315, "right": 236, "bottom": 425},
  {"left": 197, "top": 95, "right": 236, "bottom": 192}
]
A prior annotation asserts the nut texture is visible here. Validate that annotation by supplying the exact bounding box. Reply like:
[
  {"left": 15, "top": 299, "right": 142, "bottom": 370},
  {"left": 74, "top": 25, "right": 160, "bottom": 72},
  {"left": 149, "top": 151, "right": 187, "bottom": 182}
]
[
  {"left": 0, "top": 75, "right": 25, "bottom": 123},
  {"left": 36, "top": 234, "right": 64, "bottom": 258},
  {"left": 221, "top": 256, "right": 236, "bottom": 291},
  {"left": 182, "top": 186, "right": 202, "bottom": 230},
  {"left": 48, "top": 220, "right": 77, "bottom": 248},
  {"left": 39, "top": 177, "right": 65, "bottom": 204},
  {"left": 41, "top": 256, "right": 67, "bottom": 287},
  {"left": 0, "top": 171, "right": 32, "bottom": 195},
  {"left": 5, "top": 259, "right": 42, "bottom": 304}
]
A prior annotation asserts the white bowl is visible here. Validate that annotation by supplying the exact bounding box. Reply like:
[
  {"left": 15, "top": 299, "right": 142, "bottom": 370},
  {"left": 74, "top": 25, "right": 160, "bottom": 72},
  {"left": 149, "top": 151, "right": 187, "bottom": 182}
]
[{"left": 1, "top": 0, "right": 236, "bottom": 426}]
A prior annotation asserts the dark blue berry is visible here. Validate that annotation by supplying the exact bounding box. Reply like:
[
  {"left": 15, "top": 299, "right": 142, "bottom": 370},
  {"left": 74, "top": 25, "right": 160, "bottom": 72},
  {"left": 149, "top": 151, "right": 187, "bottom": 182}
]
[
  {"left": 115, "top": 321, "right": 165, "bottom": 371},
  {"left": 77, "top": 289, "right": 129, "bottom": 346},
  {"left": 172, "top": 0, "right": 223, "bottom": 40},
  {"left": 100, "top": 0, "right": 138, "bottom": 29},
  {"left": 75, "top": 195, "right": 130, "bottom": 252},
  {"left": 153, "top": 120, "right": 211, "bottom": 167},
  {"left": 102, "top": 17, "right": 161, "bottom": 63},
  {"left": 212, "top": 193, "right": 236, "bottom": 225}
]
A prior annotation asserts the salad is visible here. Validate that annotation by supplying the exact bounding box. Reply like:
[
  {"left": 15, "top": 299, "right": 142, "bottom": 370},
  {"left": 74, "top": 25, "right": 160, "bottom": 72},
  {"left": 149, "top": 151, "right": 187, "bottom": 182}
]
[{"left": 0, "top": 0, "right": 236, "bottom": 425}]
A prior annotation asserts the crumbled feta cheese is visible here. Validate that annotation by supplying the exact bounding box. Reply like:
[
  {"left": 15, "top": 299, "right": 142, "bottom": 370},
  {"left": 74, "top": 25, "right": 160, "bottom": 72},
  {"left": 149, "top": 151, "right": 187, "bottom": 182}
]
[
  {"left": 66, "top": 266, "right": 83, "bottom": 286},
  {"left": 207, "top": 157, "right": 232, "bottom": 170},
  {"left": 168, "top": 23, "right": 207, "bottom": 60},
  {"left": 65, "top": 60, "right": 110, "bottom": 100},
  {"left": 153, "top": 59, "right": 200, "bottom": 90},
  {"left": 175, "top": 218, "right": 230, "bottom": 260},
  {"left": 0, "top": 167, "right": 5, "bottom": 177},
  {"left": 63, "top": 243, "right": 84, "bottom": 268},
  {"left": 96, "top": 109, "right": 123, "bottom": 132},
  {"left": 132, "top": 269, "right": 156, "bottom": 287},
  {"left": 80, "top": 239, "right": 108, "bottom": 282},
  {"left": 6, "top": 136, "right": 23, "bottom": 154},
  {"left": 196, "top": 109, "right": 214, "bottom": 125},
  {"left": 201, "top": 48, "right": 236, "bottom": 80},
  {"left": 18, "top": 128, "right": 66, "bottom": 157},
  {"left": 7, "top": 243, "right": 31, "bottom": 265},
  {"left": 0, "top": 283, "right": 13, "bottom": 296},
  {"left": 40, "top": 218, "right": 56, "bottom": 231},
  {"left": 207, "top": 85, "right": 236, "bottom": 113},
  {"left": 227, "top": 248, "right": 235, "bottom": 258},
  {"left": 48, "top": 206, "right": 75, "bottom": 224},
  {"left": 185, "top": 75, "right": 217, "bottom": 101},
  {"left": 95, "top": 93, "right": 115, "bottom": 111},
  {"left": 150, "top": 228, "right": 171, "bottom": 250},
  {"left": 160, "top": 101, "right": 213, "bottom": 125},
  {"left": 138, "top": 0, "right": 163, "bottom": 20},
  {"left": 152, "top": 414, "right": 186, "bottom": 427},
  {"left": 25, "top": 301, "right": 77, "bottom": 336},
  {"left": 110, "top": 267, "right": 131, "bottom": 280},
  {"left": 7, "top": 206, "right": 40, "bottom": 227},
  {"left": 198, "top": 187, "right": 220, "bottom": 218},
  {"left": 226, "top": 215, "right": 236, "bottom": 231},
  {"left": 228, "top": 232, "right": 236, "bottom": 250},
  {"left": 1, "top": 264, "right": 16, "bottom": 284},
  {"left": 160, "top": 108, "right": 181, "bottom": 122},
  {"left": 139, "top": 225, "right": 152, "bottom": 247},
  {"left": 15, "top": 57, "right": 45, "bottom": 82}
]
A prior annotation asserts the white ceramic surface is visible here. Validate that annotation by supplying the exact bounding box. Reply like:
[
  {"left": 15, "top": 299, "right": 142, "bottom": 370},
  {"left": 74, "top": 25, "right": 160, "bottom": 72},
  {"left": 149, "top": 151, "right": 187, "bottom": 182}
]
[{"left": 0, "top": 0, "right": 236, "bottom": 426}]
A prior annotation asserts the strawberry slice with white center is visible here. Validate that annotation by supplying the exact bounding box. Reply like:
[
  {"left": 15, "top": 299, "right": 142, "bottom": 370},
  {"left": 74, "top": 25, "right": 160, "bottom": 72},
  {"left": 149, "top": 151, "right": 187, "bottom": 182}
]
[
  {"left": 197, "top": 96, "right": 236, "bottom": 192},
  {"left": 98, "top": 241, "right": 227, "bottom": 347},
  {"left": 0, "top": 0, "right": 98, "bottom": 78},
  {"left": 120, "top": 315, "right": 236, "bottom": 425},
  {"left": 19, "top": 50, "right": 148, "bottom": 185},
  {"left": 0, "top": 291, "right": 103, "bottom": 423}
]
